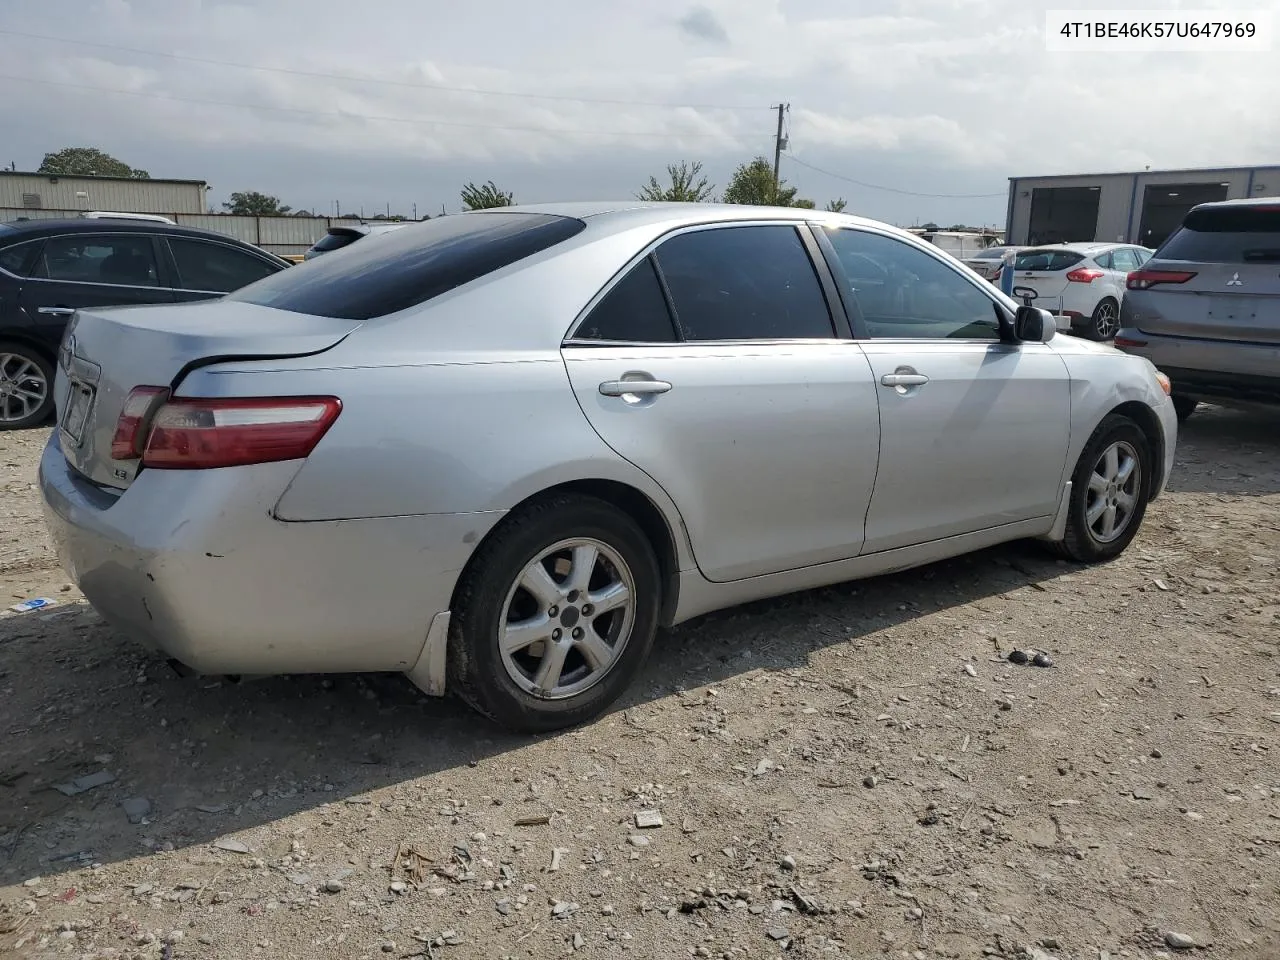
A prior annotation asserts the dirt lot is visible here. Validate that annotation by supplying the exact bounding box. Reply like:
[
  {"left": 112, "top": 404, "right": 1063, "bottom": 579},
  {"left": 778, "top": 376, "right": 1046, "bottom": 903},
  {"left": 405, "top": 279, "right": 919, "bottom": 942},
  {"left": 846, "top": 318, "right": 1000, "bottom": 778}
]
[{"left": 2, "top": 408, "right": 1278, "bottom": 960}]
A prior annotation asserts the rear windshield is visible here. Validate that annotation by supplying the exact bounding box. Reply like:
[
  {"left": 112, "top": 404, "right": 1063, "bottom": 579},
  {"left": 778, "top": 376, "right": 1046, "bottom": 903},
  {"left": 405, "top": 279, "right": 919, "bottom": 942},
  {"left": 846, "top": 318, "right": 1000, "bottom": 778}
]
[
  {"left": 1157, "top": 205, "right": 1280, "bottom": 264},
  {"left": 231, "top": 212, "right": 587, "bottom": 320},
  {"left": 1013, "top": 249, "right": 1085, "bottom": 271},
  {"left": 310, "top": 231, "right": 360, "bottom": 253}
]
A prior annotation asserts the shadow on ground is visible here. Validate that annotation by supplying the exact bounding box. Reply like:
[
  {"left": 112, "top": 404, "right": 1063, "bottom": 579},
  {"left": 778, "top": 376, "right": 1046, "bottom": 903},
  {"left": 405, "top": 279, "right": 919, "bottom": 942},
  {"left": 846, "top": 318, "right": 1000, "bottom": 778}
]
[
  {"left": 1167, "top": 403, "right": 1280, "bottom": 496},
  {"left": 0, "top": 537, "right": 1062, "bottom": 888}
]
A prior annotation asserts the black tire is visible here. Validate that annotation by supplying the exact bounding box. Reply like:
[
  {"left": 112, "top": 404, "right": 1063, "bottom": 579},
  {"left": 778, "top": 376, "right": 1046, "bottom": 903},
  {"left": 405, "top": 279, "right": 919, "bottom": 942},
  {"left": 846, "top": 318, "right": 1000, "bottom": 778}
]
[
  {"left": 1049, "top": 414, "right": 1153, "bottom": 563},
  {"left": 1171, "top": 395, "right": 1198, "bottom": 422},
  {"left": 447, "top": 493, "right": 662, "bottom": 733},
  {"left": 0, "top": 341, "right": 55, "bottom": 431},
  {"left": 1082, "top": 297, "right": 1120, "bottom": 341}
]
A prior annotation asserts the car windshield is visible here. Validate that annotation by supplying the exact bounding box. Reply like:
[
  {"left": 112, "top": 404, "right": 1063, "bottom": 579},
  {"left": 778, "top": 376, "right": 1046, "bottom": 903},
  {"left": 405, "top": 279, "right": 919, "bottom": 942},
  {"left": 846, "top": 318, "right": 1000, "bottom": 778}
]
[{"left": 1014, "top": 249, "right": 1085, "bottom": 271}]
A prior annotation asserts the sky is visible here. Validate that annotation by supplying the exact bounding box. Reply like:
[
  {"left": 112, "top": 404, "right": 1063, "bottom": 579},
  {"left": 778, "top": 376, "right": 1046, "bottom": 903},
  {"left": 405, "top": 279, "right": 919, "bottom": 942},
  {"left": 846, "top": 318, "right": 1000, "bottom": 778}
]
[{"left": 0, "top": 0, "right": 1277, "bottom": 227}]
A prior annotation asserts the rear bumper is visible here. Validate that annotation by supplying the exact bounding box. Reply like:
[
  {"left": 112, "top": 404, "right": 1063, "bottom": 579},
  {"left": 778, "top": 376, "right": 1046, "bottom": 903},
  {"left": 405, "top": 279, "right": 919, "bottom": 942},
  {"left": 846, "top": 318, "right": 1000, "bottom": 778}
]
[
  {"left": 1115, "top": 328, "right": 1280, "bottom": 404},
  {"left": 38, "top": 433, "right": 503, "bottom": 676}
]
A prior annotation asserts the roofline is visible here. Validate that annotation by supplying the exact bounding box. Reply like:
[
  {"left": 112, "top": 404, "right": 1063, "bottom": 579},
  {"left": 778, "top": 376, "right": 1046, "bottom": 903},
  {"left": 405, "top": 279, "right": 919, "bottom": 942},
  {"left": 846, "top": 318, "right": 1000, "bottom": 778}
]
[
  {"left": 1008, "top": 164, "right": 1280, "bottom": 182},
  {"left": 0, "top": 170, "right": 207, "bottom": 187}
]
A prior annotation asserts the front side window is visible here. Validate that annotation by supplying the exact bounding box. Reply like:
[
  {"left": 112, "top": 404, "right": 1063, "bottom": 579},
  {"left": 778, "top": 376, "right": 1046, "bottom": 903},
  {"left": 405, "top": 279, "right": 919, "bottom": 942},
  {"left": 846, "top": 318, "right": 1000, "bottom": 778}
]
[
  {"left": 653, "top": 225, "right": 834, "bottom": 341},
  {"left": 169, "top": 238, "right": 279, "bottom": 293},
  {"left": 824, "top": 228, "right": 1001, "bottom": 340},
  {"left": 575, "top": 257, "right": 677, "bottom": 342},
  {"left": 36, "top": 234, "right": 160, "bottom": 287},
  {"left": 1110, "top": 248, "right": 1140, "bottom": 272}
]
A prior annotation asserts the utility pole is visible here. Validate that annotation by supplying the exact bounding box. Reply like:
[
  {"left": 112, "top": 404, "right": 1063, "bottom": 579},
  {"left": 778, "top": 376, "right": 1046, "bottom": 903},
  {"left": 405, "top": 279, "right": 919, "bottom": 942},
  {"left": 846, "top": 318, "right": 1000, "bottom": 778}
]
[{"left": 771, "top": 102, "right": 789, "bottom": 201}]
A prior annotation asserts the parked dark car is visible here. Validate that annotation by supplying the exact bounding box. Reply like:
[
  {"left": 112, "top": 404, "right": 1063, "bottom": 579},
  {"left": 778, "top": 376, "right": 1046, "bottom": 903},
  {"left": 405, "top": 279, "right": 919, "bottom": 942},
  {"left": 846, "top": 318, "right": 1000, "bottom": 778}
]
[{"left": 0, "top": 218, "right": 289, "bottom": 429}]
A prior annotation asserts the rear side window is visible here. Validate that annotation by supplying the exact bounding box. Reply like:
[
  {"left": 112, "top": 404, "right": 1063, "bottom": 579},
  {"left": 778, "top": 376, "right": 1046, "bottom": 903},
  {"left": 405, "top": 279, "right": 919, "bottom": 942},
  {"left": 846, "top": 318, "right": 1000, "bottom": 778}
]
[
  {"left": 311, "top": 231, "right": 360, "bottom": 253},
  {"left": 169, "top": 238, "right": 280, "bottom": 292},
  {"left": 1013, "top": 249, "right": 1086, "bottom": 271},
  {"left": 35, "top": 234, "right": 160, "bottom": 286},
  {"left": 575, "top": 257, "right": 677, "bottom": 342},
  {"left": 654, "top": 225, "right": 834, "bottom": 340},
  {"left": 1157, "top": 205, "right": 1280, "bottom": 263},
  {"left": 229, "top": 213, "right": 587, "bottom": 320},
  {"left": 0, "top": 239, "right": 41, "bottom": 277}
]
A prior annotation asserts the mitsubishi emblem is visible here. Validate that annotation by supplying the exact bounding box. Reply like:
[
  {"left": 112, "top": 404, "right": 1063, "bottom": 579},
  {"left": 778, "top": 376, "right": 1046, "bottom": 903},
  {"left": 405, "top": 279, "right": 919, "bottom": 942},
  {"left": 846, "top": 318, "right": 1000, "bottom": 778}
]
[{"left": 1227, "top": 272, "right": 1243, "bottom": 286}]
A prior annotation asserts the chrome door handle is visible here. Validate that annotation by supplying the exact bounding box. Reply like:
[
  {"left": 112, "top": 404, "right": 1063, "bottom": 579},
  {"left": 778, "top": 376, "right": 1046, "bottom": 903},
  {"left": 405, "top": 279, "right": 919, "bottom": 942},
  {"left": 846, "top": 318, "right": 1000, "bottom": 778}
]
[
  {"left": 880, "top": 373, "right": 929, "bottom": 387},
  {"left": 599, "top": 379, "right": 672, "bottom": 397},
  {"left": 38, "top": 306, "right": 76, "bottom": 316}
]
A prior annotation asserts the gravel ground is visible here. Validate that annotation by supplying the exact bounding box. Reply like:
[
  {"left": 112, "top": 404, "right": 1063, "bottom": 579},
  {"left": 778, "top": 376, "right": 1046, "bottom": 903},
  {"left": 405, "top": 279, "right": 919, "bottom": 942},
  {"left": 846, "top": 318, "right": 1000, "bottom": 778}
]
[{"left": 2, "top": 406, "right": 1278, "bottom": 960}]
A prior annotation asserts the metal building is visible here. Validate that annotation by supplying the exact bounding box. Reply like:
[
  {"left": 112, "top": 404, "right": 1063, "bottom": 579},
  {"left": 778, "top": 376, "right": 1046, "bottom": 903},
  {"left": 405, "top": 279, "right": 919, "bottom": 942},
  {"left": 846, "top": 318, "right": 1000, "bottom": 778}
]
[
  {"left": 1005, "top": 164, "right": 1280, "bottom": 249},
  {"left": 0, "top": 171, "right": 208, "bottom": 215}
]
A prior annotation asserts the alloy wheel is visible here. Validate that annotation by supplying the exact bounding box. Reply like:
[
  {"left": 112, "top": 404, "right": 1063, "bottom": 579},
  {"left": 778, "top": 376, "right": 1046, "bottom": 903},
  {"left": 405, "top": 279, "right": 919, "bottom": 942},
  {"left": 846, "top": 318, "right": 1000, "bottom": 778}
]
[
  {"left": 1086, "top": 440, "right": 1142, "bottom": 543},
  {"left": 0, "top": 352, "right": 49, "bottom": 425},
  {"left": 1094, "top": 300, "right": 1119, "bottom": 339},
  {"left": 498, "top": 537, "right": 637, "bottom": 700}
]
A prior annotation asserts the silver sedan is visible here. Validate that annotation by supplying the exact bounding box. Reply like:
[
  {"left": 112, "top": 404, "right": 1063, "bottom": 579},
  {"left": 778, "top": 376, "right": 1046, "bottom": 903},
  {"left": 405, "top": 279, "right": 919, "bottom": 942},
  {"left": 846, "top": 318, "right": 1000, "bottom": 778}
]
[{"left": 39, "top": 203, "right": 1178, "bottom": 732}]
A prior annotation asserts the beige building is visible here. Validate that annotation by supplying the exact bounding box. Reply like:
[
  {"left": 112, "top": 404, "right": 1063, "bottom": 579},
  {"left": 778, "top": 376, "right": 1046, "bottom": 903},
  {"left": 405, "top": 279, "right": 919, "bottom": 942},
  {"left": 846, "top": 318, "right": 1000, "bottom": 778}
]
[{"left": 0, "top": 170, "right": 208, "bottom": 216}]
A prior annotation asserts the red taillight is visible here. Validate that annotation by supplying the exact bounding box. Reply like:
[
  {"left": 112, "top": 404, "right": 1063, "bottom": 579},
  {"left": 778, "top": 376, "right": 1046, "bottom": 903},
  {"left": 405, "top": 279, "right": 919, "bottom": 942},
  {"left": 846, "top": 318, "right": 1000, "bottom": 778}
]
[
  {"left": 1127, "top": 269, "right": 1196, "bottom": 290},
  {"left": 1113, "top": 336, "right": 1148, "bottom": 348},
  {"left": 139, "top": 396, "right": 342, "bottom": 470},
  {"left": 1065, "top": 268, "right": 1104, "bottom": 283},
  {"left": 110, "top": 386, "right": 171, "bottom": 460}
]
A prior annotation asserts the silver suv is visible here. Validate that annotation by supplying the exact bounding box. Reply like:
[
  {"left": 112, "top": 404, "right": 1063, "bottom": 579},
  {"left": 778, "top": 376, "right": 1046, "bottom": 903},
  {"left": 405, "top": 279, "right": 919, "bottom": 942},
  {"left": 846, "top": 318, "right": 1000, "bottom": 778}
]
[
  {"left": 1116, "top": 197, "right": 1280, "bottom": 421},
  {"left": 303, "top": 221, "right": 412, "bottom": 260}
]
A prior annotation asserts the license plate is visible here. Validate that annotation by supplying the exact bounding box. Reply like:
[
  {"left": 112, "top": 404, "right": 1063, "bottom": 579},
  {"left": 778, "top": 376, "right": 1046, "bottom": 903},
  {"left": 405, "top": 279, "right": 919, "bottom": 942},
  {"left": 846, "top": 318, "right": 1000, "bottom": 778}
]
[{"left": 61, "top": 381, "right": 95, "bottom": 445}]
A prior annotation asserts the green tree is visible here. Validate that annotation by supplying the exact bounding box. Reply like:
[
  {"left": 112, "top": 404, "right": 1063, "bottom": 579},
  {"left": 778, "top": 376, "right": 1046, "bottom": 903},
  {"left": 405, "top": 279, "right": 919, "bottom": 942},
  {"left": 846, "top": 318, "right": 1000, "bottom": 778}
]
[
  {"left": 461, "top": 180, "right": 514, "bottom": 210},
  {"left": 637, "top": 161, "right": 715, "bottom": 202},
  {"left": 37, "top": 146, "right": 149, "bottom": 178},
  {"left": 921, "top": 222, "right": 939, "bottom": 231},
  {"left": 825, "top": 198, "right": 848, "bottom": 213},
  {"left": 721, "top": 156, "right": 811, "bottom": 208},
  {"left": 222, "top": 191, "right": 291, "bottom": 216}
]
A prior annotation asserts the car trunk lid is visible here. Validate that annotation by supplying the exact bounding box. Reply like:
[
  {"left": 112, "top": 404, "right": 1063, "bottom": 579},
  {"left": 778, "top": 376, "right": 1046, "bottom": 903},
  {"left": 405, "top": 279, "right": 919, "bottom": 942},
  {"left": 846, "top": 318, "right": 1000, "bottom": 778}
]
[
  {"left": 1130, "top": 204, "right": 1280, "bottom": 344},
  {"left": 55, "top": 300, "right": 361, "bottom": 490}
]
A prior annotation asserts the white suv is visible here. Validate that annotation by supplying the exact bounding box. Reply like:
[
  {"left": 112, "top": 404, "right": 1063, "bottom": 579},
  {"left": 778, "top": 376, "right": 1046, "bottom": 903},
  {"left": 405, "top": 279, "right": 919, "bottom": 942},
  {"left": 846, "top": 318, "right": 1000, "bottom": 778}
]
[{"left": 1011, "top": 242, "right": 1154, "bottom": 341}]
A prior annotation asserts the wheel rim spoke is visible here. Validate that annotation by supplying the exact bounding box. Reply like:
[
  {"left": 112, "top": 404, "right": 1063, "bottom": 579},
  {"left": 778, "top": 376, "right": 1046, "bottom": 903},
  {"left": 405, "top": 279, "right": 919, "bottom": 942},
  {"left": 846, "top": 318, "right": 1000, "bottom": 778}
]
[
  {"left": 1088, "top": 472, "right": 1109, "bottom": 495},
  {"left": 588, "top": 581, "right": 629, "bottom": 617},
  {"left": 0, "top": 353, "right": 48, "bottom": 423},
  {"left": 1103, "top": 445, "right": 1119, "bottom": 480},
  {"left": 1086, "top": 497, "right": 1108, "bottom": 524},
  {"left": 520, "top": 563, "right": 563, "bottom": 609},
  {"left": 502, "top": 615, "right": 553, "bottom": 654},
  {"left": 576, "top": 632, "right": 616, "bottom": 671},
  {"left": 531, "top": 639, "right": 570, "bottom": 693},
  {"left": 566, "top": 544, "right": 598, "bottom": 594},
  {"left": 1099, "top": 503, "right": 1117, "bottom": 538},
  {"left": 1115, "top": 455, "right": 1136, "bottom": 486}
]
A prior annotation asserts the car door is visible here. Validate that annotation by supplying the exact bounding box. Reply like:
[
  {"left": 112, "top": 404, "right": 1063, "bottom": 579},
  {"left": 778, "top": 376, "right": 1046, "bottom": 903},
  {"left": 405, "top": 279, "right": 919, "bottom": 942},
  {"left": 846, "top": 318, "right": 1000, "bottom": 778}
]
[
  {"left": 16, "top": 232, "right": 174, "bottom": 348},
  {"left": 816, "top": 225, "right": 1072, "bottom": 554},
  {"left": 561, "top": 222, "right": 881, "bottom": 583},
  {"left": 163, "top": 236, "right": 284, "bottom": 302}
]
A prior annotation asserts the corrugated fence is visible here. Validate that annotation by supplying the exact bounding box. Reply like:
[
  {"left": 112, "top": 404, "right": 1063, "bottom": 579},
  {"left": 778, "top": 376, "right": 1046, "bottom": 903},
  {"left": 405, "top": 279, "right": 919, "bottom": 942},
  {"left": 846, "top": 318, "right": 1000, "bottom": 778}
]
[{"left": 0, "top": 208, "right": 354, "bottom": 256}]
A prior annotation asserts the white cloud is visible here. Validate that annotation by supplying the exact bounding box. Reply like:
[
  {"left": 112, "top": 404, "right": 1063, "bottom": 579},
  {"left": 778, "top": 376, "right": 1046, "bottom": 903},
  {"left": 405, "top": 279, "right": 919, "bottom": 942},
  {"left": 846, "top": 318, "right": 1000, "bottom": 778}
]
[{"left": 0, "top": 0, "right": 1276, "bottom": 222}]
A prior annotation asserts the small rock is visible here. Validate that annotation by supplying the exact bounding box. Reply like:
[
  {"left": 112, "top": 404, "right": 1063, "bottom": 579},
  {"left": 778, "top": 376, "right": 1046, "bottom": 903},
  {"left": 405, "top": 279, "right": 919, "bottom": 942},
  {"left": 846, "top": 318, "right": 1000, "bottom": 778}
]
[
  {"left": 1008, "top": 649, "right": 1030, "bottom": 665},
  {"left": 601, "top": 905, "right": 615, "bottom": 916},
  {"left": 1040, "top": 937, "right": 1061, "bottom": 949},
  {"left": 628, "top": 835, "right": 650, "bottom": 847},
  {"left": 1032, "top": 652, "right": 1054, "bottom": 668},
  {"left": 754, "top": 758, "right": 777, "bottom": 777},
  {"left": 53, "top": 770, "right": 116, "bottom": 797},
  {"left": 381, "top": 942, "right": 396, "bottom": 953},
  {"left": 322, "top": 880, "right": 345, "bottom": 894},
  {"left": 389, "top": 881, "right": 408, "bottom": 895},
  {"left": 496, "top": 899, "right": 512, "bottom": 916},
  {"left": 634, "top": 810, "right": 663, "bottom": 829},
  {"left": 1132, "top": 787, "right": 1155, "bottom": 801},
  {"left": 121, "top": 797, "right": 152, "bottom": 825},
  {"left": 212, "top": 838, "right": 250, "bottom": 854},
  {"left": 549, "top": 847, "right": 568, "bottom": 871},
  {"left": 552, "top": 900, "right": 579, "bottom": 918},
  {"left": 470, "top": 832, "right": 487, "bottom": 843},
  {"left": 1184, "top": 811, "right": 1204, "bottom": 822},
  {"left": 1164, "top": 931, "right": 1198, "bottom": 950},
  {"left": 963, "top": 663, "right": 978, "bottom": 677},
  {"left": 767, "top": 926, "right": 790, "bottom": 941},
  {"left": 997, "top": 699, "right": 1013, "bottom": 712},
  {"left": 572, "top": 932, "right": 586, "bottom": 950},
  {"left": 780, "top": 854, "right": 796, "bottom": 871},
  {"left": 1150, "top": 748, "right": 1163, "bottom": 759},
  {"left": 862, "top": 775, "right": 877, "bottom": 789}
]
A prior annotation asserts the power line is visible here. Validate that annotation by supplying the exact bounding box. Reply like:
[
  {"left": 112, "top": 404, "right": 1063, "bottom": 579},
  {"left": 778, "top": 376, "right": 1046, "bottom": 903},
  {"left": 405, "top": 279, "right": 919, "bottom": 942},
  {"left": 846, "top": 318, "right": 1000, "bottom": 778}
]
[
  {"left": 0, "top": 28, "right": 761, "bottom": 112},
  {"left": 784, "top": 154, "right": 1006, "bottom": 199},
  {"left": 0, "top": 73, "right": 747, "bottom": 140}
]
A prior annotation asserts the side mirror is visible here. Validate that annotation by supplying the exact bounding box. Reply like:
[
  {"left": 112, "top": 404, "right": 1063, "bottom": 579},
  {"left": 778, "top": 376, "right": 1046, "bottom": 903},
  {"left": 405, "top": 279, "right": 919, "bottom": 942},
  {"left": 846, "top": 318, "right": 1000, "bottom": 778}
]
[{"left": 1014, "top": 305, "right": 1056, "bottom": 343}]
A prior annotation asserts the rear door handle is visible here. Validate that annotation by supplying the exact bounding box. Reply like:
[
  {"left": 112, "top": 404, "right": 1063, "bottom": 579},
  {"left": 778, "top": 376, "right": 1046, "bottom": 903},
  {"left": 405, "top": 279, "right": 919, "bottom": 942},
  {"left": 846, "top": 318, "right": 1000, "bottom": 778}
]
[
  {"left": 880, "top": 373, "right": 929, "bottom": 387},
  {"left": 38, "top": 306, "right": 76, "bottom": 316},
  {"left": 599, "top": 379, "right": 672, "bottom": 397}
]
